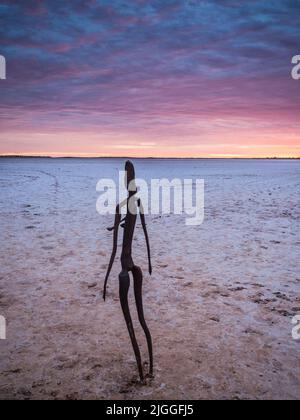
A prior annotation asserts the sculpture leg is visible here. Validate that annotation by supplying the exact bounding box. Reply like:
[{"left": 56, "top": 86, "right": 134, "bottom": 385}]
[
  {"left": 132, "top": 265, "right": 154, "bottom": 377},
  {"left": 119, "top": 270, "right": 144, "bottom": 382}
]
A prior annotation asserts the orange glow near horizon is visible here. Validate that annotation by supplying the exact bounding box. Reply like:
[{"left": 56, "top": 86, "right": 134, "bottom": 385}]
[
  {"left": 0, "top": 126, "right": 299, "bottom": 159},
  {"left": 1, "top": 148, "right": 299, "bottom": 159}
]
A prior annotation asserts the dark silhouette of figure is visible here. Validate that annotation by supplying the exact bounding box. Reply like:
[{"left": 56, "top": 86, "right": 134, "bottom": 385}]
[{"left": 103, "top": 160, "right": 153, "bottom": 382}]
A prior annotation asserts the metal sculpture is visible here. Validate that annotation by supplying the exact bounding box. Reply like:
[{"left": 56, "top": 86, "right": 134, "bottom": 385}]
[{"left": 103, "top": 160, "right": 153, "bottom": 382}]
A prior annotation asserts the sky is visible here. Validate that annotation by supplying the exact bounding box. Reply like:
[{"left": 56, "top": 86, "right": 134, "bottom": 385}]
[{"left": 0, "top": 0, "right": 299, "bottom": 158}]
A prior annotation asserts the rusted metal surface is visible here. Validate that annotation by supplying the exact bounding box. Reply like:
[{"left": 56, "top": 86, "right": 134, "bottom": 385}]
[{"left": 103, "top": 161, "right": 153, "bottom": 382}]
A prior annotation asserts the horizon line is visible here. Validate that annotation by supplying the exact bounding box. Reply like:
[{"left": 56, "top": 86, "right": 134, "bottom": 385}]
[{"left": 0, "top": 154, "right": 299, "bottom": 160}]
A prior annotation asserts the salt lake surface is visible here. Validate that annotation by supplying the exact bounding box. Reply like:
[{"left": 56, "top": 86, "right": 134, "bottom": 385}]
[{"left": 0, "top": 158, "right": 299, "bottom": 399}]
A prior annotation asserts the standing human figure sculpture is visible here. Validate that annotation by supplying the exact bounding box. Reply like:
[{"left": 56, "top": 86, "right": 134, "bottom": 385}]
[{"left": 103, "top": 160, "right": 153, "bottom": 382}]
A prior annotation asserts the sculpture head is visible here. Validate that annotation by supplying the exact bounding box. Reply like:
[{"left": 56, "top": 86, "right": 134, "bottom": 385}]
[{"left": 125, "top": 160, "right": 137, "bottom": 194}]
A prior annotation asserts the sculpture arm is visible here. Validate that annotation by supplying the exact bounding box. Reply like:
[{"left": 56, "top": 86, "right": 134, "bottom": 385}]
[
  {"left": 106, "top": 199, "right": 127, "bottom": 231},
  {"left": 138, "top": 199, "right": 152, "bottom": 275},
  {"left": 107, "top": 216, "right": 126, "bottom": 231},
  {"left": 103, "top": 204, "right": 122, "bottom": 301}
]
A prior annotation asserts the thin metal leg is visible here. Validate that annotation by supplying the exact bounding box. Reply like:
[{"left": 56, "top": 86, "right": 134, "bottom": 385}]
[
  {"left": 132, "top": 265, "right": 153, "bottom": 377},
  {"left": 119, "top": 270, "right": 144, "bottom": 382}
]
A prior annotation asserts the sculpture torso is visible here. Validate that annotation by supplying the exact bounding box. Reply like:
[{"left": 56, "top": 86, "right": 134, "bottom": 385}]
[
  {"left": 121, "top": 194, "right": 137, "bottom": 271},
  {"left": 121, "top": 209, "right": 137, "bottom": 270}
]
